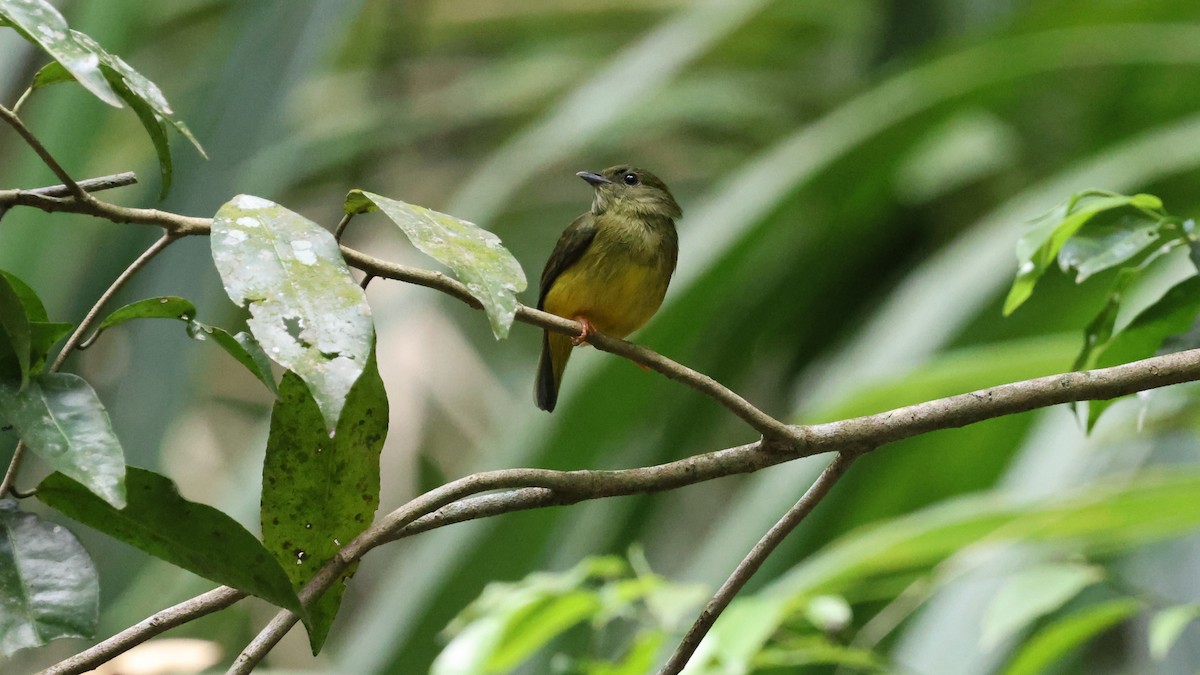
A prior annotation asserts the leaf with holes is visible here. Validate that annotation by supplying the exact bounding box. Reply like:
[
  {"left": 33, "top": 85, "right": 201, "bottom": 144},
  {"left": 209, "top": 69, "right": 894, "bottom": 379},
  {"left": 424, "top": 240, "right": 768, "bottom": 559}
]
[
  {"left": 345, "top": 190, "right": 526, "bottom": 338},
  {"left": 212, "top": 195, "right": 374, "bottom": 429}
]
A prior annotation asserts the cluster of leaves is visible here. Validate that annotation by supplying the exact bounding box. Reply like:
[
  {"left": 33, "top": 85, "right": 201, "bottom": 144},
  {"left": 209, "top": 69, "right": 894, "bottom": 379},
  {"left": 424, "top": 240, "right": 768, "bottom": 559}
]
[
  {"left": 0, "top": 0, "right": 527, "bottom": 660},
  {"left": 449, "top": 471, "right": 1200, "bottom": 673},
  {"left": 1005, "top": 190, "right": 1200, "bottom": 428}
]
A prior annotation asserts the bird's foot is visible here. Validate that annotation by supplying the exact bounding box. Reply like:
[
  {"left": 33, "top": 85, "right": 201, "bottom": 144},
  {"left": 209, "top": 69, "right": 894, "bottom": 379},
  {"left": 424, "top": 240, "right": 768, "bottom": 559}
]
[{"left": 572, "top": 316, "right": 596, "bottom": 346}]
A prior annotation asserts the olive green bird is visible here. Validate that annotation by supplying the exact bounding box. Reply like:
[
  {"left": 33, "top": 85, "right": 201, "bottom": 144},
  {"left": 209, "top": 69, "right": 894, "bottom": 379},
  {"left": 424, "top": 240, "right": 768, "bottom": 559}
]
[{"left": 535, "top": 165, "right": 681, "bottom": 412}]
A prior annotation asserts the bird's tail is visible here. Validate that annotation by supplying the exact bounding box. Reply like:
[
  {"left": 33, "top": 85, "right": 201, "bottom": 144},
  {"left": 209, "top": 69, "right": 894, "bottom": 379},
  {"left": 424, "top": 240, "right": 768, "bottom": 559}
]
[{"left": 535, "top": 330, "right": 572, "bottom": 412}]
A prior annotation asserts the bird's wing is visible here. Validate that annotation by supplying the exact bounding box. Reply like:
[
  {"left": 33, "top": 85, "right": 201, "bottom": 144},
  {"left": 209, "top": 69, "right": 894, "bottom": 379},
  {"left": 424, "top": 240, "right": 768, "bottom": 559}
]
[{"left": 538, "top": 213, "right": 598, "bottom": 309}]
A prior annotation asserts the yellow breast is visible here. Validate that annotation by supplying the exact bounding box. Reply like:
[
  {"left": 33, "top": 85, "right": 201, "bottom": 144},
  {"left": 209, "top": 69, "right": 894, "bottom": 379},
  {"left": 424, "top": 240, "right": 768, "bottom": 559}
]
[{"left": 543, "top": 247, "right": 671, "bottom": 339}]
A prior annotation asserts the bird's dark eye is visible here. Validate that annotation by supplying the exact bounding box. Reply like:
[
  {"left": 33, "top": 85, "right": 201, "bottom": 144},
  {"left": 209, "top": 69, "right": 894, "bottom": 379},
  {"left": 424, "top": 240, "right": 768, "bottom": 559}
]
[{"left": 623, "top": 172, "right": 639, "bottom": 185}]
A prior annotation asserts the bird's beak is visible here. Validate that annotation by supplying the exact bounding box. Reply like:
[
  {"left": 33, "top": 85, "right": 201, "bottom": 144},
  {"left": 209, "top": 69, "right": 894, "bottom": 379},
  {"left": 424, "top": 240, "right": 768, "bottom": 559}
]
[{"left": 576, "top": 171, "right": 612, "bottom": 187}]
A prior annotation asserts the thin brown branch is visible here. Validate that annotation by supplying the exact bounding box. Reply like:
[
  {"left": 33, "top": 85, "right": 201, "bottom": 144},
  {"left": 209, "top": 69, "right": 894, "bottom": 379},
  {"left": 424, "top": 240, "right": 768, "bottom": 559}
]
[
  {"left": 0, "top": 104, "right": 86, "bottom": 201},
  {"left": 659, "top": 452, "right": 857, "bottom": 674},
  {"left": 0, "top": 233, "right": 178, "bottom": 499},
  {"left": 38, "top": 587, "right": 246, "bottom": 675}
]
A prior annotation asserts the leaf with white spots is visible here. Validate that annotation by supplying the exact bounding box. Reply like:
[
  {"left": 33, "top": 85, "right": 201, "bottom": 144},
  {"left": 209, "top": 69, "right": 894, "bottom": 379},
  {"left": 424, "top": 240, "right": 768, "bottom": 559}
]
[
  {"left": 345, "top": 190, "right": 527, "bottom": 338},
  {"left": 212, "top": 195, "right": 373, "bottom": 430},
  {"left": 0, "top": 0, "right": 119, "bottom": 106}
]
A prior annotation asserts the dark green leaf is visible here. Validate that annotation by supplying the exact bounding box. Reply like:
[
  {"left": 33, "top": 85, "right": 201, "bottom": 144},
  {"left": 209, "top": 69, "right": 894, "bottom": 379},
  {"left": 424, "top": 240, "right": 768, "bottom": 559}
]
[
  {"left": 37, "top": 468, "right": 302, "bottom": 614},
  {"left": 1002, "top": 599, "right": 1140, "bottom": 675},
  {"left": 187, "top": 321, "right": 278, "bottom": 395},
  {"left": 1084, "top": 276, "right": 1200, "bottom": 429},
  {"left": 30, "top": 60, "right": 71, "bottom": 89},
  {"left": 981, "top": 564, "right": 1102, "bottom": 649},
  {"left": 0, "top": 0, "right": 122, "bottom": 106},
  {"left": 0, "top": 373, "right": 125, "bottom": 508},
  {"left": 0, "top": 273, "right": 31, "bottom": 390},
  {"left": 94, "top": 296, "right": 197, "bottom": 333},
  {"left": 105, "top": 66, "right": 174, "bottom": 198},
  {"left": 91, "top": 297, "right": 276, "bottom": 394},
  {"left": 27, "top": 321, "right": 71, "bottom": 374},
  {"left": 417, "top": 451, "right": 447, "bottom": 495},
  {"left": 344, "top": 190, "right": 527, "bottom": 339},
  {"left": 1056, "top": 212, "right": 1165, "bottom": 283},
  {"left": 212, "top": 195, "right": 374, "bottom": 430},
  {"left": 0, "top": 499, "right": 98, "bottom": 655},
  {"left": 0, "top": 271, "right": 48, "bottom": 322},
  {"left": 1004, "top": 192, "right": 1165, "bottom": 315},
  {"left": 262, "top": 352, "right": 387, "bottom": 654}
]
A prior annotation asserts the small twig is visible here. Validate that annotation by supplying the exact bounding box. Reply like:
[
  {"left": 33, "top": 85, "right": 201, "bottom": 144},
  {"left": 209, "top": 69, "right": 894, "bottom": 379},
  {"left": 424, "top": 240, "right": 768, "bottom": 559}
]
[
  {"left": 0, "top": 233, "right": 178, "bottom": 499},
  {"left": 659, "top": 452, "right": 858, "bottom": 675},
  {"left": 12, "top": 87, "right": 34, "bottom": 115},
  {"left": 0, "top": 104, "right": 86, "bottom": 201},
  {"left": 28, "top": 172, "right": 139, "bottom": 198},
  {"left": 360, "top": 273, "right": 375, "bottom": 290},
  {"left": 333, "top": 213, "right": 353, "bottom": 241},
  {"left": 39, "top": 587, "right": 247, "bottom": 675}
]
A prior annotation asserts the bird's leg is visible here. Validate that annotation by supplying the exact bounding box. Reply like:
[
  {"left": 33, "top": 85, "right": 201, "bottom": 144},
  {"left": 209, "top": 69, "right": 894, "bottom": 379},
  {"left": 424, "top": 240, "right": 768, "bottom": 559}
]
[{"left": 572, "top": 316, "right": 596, "bottom": 346}]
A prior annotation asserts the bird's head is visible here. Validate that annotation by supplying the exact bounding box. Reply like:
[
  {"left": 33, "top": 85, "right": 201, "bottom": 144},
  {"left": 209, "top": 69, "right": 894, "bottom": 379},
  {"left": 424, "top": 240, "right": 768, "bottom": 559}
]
[{"left": 577, "top": 166, "right": 682, "bottom": 220}]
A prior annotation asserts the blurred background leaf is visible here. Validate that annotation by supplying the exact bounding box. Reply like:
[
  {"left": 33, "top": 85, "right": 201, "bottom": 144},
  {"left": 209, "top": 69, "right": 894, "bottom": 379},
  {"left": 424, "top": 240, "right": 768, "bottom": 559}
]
[{"left": 4, "top": 1, "right": 1200, "bottom": 672}]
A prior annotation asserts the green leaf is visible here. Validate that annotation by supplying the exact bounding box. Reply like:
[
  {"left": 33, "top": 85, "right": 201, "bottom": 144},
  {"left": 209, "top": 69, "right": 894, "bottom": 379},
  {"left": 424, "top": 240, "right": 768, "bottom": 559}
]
[
  {"left": 105, "top": 65, "right": 174, "bottom": 198},
  {"left": 758, "top": 470, "right": 1200, "bottom": 648},
  {"left": 186, "top": 321, "right": 278, "bottom": 395},
  {"left": 10, "top": 24, "right": 206, "bottom": 197},
  {"left": 1004, "top": 192, "right": 1166, "bottom": 315},
  {"left": 262, "top": 353, "right": 388, "bottom": 654},
  {"left": 0, "top": 271, "right": 48, "bottom": 323},
  {"left": 0, "top": 272, "right": 70, "bottom": 375},
  {"left": 981, "top": 563, "right": 1102, "bottom": 649},
  {"left": 0, "top": 0, "right": 122, "bottom": 106},
  {"left": 0, "top": 373, "right": 125, "bottom": 508},
  {"left": 1149, "top": 604, "right": 1200, "bottom": 660},
  {"left": 1057, "top": 213, "right": 1163, "bottom": 283},
  {"left": 435, "top": 558, "right": 623, "bottom": 674},
  {"left": 0, "top": 273, "right": 31, "bottom": 390},
  {"left": 94, "top": 296, "right": 197, "bottom": 332},
  {"left": 0, "top": 499, "right": 98, "bottom": 656},
  {"left": 344, "top": 190, "right": 527, "bottom": 339},
  {"left": 417, "top": 451, "right": 448, "bottom": 495},
  {"left": 212, "top": 195, "right": 374, "bottom": 430},
  {"left": 27, "top": 321, "right": 71, "bottom": 374},
  {"left": 754, "top": 635, "right": 886, "bottom": 671},
  {"left": 91, "top": 297, "right": 276, "bottom": 394},
  {"left": 30, "top": 60, "right": 71, "bottom": 89},
  {"left": 1001, "top": 599, "right": 1140, "bottom": 675},
  {"left": 36, "top": 468, "right": 302, "bottom": 615},
  {"left": 1083, "top": 275, "right": 1200, "bottom": 429},
  {"left": 581, "top": 631, "right": 665, "bottom": 675}
]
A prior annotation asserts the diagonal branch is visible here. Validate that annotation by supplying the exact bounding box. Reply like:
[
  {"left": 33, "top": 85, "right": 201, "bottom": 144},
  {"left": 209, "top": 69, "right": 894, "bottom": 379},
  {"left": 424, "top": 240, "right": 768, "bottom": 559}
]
[
  {"left": 0, "top": 104, "right": 87, "bottom": 201},
  {"left": 1, "top": 232, "right": 178, "bottom": 499},
  {"left": 659, "top": 452, "right": 858, "bottom": 674}
]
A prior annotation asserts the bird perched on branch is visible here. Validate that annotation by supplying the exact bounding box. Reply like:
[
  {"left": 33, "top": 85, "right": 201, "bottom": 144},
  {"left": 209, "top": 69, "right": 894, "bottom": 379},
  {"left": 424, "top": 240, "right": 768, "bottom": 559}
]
[{"left": 535, "top": 165, "right": 681, "bottom": 412}]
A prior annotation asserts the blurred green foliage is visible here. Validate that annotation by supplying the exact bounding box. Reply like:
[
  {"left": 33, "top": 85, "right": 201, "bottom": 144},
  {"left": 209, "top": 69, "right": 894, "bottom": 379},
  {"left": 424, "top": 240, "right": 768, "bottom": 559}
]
[{"left": 5, "top": 0, "right": 1200, "bottom": 673}]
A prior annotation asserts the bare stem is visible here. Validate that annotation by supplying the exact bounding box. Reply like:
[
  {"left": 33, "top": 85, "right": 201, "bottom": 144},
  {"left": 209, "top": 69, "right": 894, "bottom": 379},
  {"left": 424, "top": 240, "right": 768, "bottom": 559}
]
[
  {"left": 0, "top": 104, "right": 86, "bottom": 201},
  {"left": 0, "top": 233, "right": 177, "bottom": 499},
  {"left": 659, "top": 452, "right": 857, "bottom": 674}
]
